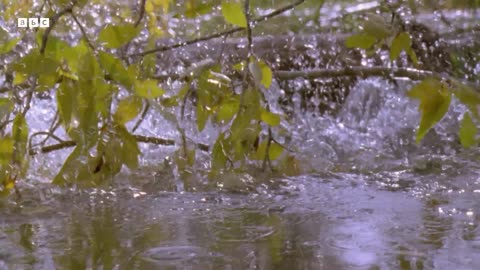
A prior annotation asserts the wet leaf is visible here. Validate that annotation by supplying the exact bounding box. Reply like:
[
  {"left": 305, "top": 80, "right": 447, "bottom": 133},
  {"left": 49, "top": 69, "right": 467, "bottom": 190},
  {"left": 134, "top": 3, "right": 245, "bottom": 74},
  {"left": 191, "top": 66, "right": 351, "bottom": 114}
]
[
  {"left": 0, "top": 27, "right": 20, "bottom": 55},
  {"left": 221, "top": 1, "right": 247, "bottom": 27},
  {"left": 114, "top": 96, "right": 143, "bottom": 125},
  {"left": 459, "top": 112, "right": 477, "bottom": 148},
  {"left": 345, "top": 34, "right": 377, "bottom": 49},
  {"left": 212, "top": 133, "right": 228, "bottom": 170},
  {"left": 57, "top": 80, "right": 76, "bottom": 129},
  {"left": 0, "top": 137, "right": 14, "bottom": 165},
  {"left": 0, "top": 98, "right": 13, "bottom": 120},
  {"left": 261, "top": 111, "right": 281, "bottom": 127},
  {"left": 451, "top": 82, "right": 480, "bottom": 119},
  {"left": 105, "top": 137, "right": 124, "bottom": 175},
  {"left": 363, "top": 13, "right": 391, "bottom": 40},
  {"left": 269, "top": 142, "right": 283, "bottom": 160},
  {"left": 52, "top": 146, "right": 83, "bottom": 186},
  {"left": 0, "top": 37, "right": 20, "bottom": 55},
  {"left": 116, "top": 125, "right": 140, "bottom": 169},
  {"left": 250, "top": 140, "right": 266, "bottom": 160},
  {"left": 12, "top": 114, "right": 28, "bottom": 149},
  {"left": 407, "top": 78, "right": 451, "bottom": 143},
  {"left": 196, "top": 102, "right": 209, "bottom": 131},
  {"left": 248, "top": 60, "right": 263, "bottom": 85},
  {"left": 390, "top": 32, "right": 412, "bottom": 61},
  {"left": 259, "top": 60, "right": 272, "bottom": 88},
  {"left": 98, "top": 23, "right": 140, "bottom": 49},
  {"left": 185, "top": 2, "right": 212, "bottom": 18},
  {"left": 12, "top": 114, "right": 29, "bottom": 176},
  {"left": 13, "top": 49, "right": 59, "bottom": 77},
  {"left": 134, "top": 79, "right": 165, "bottom": 99},
  {"left": 98, "top": 51, "right": 133, "bottom": 88},
  {"left": 217, "top": 97, "right": 240, "bottom": 123}
]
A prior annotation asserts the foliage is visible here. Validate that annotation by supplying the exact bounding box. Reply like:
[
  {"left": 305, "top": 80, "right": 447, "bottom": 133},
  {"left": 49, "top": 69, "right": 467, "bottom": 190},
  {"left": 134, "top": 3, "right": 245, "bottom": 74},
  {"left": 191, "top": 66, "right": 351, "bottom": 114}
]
[{"left": 0, "top": 0, "right": 479, "bottom": 194}]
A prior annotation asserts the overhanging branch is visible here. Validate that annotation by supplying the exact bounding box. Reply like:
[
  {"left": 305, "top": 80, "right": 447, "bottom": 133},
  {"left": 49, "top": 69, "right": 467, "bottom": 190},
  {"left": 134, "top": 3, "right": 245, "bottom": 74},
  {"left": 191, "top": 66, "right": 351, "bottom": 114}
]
[
  {"left": 29, "top": 134, "right": 209, "bottom": 156},
  {"left": 129, "top": 0, "right": 306, "bottom": 58}
]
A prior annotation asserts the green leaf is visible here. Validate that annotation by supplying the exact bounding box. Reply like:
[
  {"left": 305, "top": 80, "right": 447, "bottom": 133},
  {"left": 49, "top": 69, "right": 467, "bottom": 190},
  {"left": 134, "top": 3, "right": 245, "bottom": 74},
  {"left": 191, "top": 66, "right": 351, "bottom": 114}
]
[
  {"left": 251, "top": 141, "right": 268, "bottom": 160},
  {"left": 196, "top": 102, "right": 209, "bottom": 132},
  {"left": 406, "top": 49, "right": 419, "bottom": 66},
  {"left": 363, "top": 13, "right": 391, "bottom": 40},
  {"left": 0, "top": 98, "right": 13, "bottom": 121},
  {"left": 185, "top": 3, "right": 213, "bottom": 18},
  {"left": 259, "top": 60, "right": 272, "bottom": 88},
  {"left": 0, "top": 27, "right": 20, "bottom": 55},
  {"left": 407, "top": 78, "right": 451, "bottom": 143},
  {"left": 248, "top": 60, "right": 263, "bottom": 85},
  {"left": 251, "top": 141, "right": 283, "bottom": 161},
  {"left": 116, "top": 125, "right": 140, "bottom": 169},
  {"left": 212, "top": 133, "right": 228, "bottom": 170},
  {"left": 217, "top": 96, "right": 239, "bottom": 123},
  {"left": 0, "top": 137, "right": 14, "bottom": 165},
  {"left": 345, "top": 34, "right": 377, "bottom": 49},
  {"left": 77, "top": 50, "right": 101, "bottom": 84},
  {"left": 12, "top": 114, "right": 28, "bottom": 149},
  {"left": 57, "top": 80, "right": 76, "bottom": 129},
  {"left": 134, "top": 79, "right": 165, "bottom": 99},
  {"left": 261, "top": 111, "right": 281, "bottom": 127},
  {"left": 451, "top": 82, "right": 480, "bottom": 119},
  {"left": 390, "top": 32, "right": 412, "bottom": 61},
  {"left": 269, "top": 142, "right": 283, "bottom": 160},
  {"left": 98, "top": 23, "right": 140, "bottom": 49},
  {"left": 242, "top": 88, "right": 261, "bottom": 119},
  {"left": 0, "top": 37, "right": 20, "bottom": 55},
  {"left": 221, "top": 1, "right": 247, "bottom": 27},
  {"left": 459, "top": 112, "right": 477, "bottom": 147},
  {"left": 52, "top": 146, "right": 83, "bottom": 185},
  {"left": 13, "top": 49, "right": 59, "bottom": 77},
  {"left": 98, "top": 51, "right": 134, "bottom": 88},
  {"left": 104, "top": 137, "right": 124, "bottom": 175},
  {"left": 12, "top": 114, "right": 29, "bottom": 176},
  {"left": 114, "top": 96, "right": 143, "bottom": 125}
]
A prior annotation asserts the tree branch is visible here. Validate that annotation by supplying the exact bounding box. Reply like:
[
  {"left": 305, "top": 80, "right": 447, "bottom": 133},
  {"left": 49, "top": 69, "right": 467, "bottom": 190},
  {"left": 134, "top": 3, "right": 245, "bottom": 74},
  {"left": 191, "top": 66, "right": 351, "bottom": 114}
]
[
  {"left": 29, "top": 134, "right": 209, "bottom": 155},
  {"left": 274, "top": 66, "right": 438, "bottom": 81},
  {"left": 134, "top": 0, "right": 146, "bottom": 27},
  {"left": 40, "top": 0, "right": 78, "bottom": 54}
]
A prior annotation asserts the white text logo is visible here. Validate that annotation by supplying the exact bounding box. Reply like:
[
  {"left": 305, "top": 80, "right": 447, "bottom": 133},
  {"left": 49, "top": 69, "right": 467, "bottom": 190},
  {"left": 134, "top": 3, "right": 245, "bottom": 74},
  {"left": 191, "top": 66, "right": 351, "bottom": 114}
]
[{"left": 17, "top": 18, "right": 50, "bottom": 28}]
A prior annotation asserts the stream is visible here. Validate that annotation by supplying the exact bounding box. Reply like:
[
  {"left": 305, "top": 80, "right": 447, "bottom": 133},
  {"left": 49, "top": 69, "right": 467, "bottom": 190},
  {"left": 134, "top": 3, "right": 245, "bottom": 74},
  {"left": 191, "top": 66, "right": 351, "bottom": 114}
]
[{"left": 1, "top": 1, "right": 480, "bottom": 269}]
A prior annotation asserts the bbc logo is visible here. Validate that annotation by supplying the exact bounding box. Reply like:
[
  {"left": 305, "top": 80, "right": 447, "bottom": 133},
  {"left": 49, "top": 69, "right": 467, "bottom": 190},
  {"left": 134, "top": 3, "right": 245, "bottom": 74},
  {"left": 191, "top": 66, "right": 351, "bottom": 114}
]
[{"left": 17, "top": 18, "right": 50, "bottom": 28}]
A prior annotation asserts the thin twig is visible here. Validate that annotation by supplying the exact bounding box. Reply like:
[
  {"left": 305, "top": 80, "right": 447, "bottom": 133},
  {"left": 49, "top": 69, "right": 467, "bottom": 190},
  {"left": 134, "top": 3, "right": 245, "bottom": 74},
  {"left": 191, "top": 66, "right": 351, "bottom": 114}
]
[
  {"left": 128, "top": 0, "right": 306, "bottom": 58},
  {"left": 132, "top": 102, "right": 149, "bottom": 132},
  {"left": 274, "top": 66, "right": 437, "bottom": 81},
  {"left": 29, "top": 131, "right": 65, "bottom": 149},
  {"left": 40, "top": 0, "right": 78, "bottom": 54},
  {"left": 70, "top": 11, "right": 95, "bottom": 51},
  {"left": 134, "top": 0, "right": 147, "bottom": 27},
  {"left": 21, "top": 79, "right": 37, "bottom": 118}
]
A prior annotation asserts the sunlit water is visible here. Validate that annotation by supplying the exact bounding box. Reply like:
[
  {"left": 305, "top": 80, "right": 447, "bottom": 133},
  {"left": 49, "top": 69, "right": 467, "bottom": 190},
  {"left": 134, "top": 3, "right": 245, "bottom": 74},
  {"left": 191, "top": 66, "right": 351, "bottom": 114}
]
[{"left": 2, "top": 2, "right": 480, "bottom": 270}]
